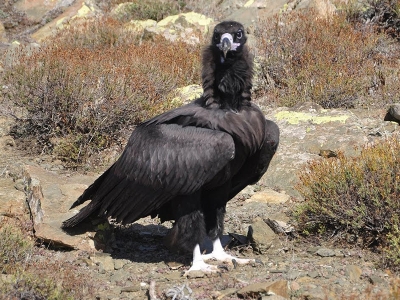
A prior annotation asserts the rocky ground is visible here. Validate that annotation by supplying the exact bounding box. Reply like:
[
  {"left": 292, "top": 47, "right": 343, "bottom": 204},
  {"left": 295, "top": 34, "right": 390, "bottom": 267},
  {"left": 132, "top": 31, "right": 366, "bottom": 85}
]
[
  {"left": 1, "top": 0, "right": 400, "bottom": 299},
  {"left": 1, "top": 104, "right": 400, "bottom": 299}
]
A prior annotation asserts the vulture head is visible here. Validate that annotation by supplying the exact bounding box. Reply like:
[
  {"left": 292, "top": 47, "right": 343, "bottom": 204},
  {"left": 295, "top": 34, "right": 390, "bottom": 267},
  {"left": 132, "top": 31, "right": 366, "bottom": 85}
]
[{"left": 212, "top": 21, "right": 247, "bottom": 60}]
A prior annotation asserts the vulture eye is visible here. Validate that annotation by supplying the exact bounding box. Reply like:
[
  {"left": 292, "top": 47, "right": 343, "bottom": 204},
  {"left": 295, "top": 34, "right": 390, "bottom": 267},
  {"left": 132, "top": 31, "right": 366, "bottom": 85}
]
[{"left": 236, "top": 30, "right": 243, "bottom": 39}]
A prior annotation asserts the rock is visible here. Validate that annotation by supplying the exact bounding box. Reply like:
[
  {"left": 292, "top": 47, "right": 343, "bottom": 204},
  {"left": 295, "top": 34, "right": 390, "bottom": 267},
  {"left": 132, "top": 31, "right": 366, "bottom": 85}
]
[
  {"left": 185, "top": 270, "right": 205, "bottom": 278},
  {"left": 264, "top": 219, "right": 294, "bottom": 234},
  {"left": 14, "top": 0, "right": 74, "bottom": 24},
  {"left": 237, "top": 280, "right": 289, "bottom": 299},
  {"left": 315, "top": 248, "right": 336, "bottom": 257},
  {"left": 346, "top": 265, "right": 362, "bottom": 282},
  {"left": 298, "top": 0, "right": 337, "bottom": 19},
  {"left": 0, "top": 21, "right": 6, "bottom": 42},
  {"left": 319, "top": 149, "right": 337, "bottom": 158},
  {"left": 368, "top": 275, "right": 384, "bottom": 285},
  {"left": 170, "top": 84, "right": 203, "bottom": 106},
  {"left": 286, "top": 270, "right": 305, "bottom": 280},
  {"left": 142, "top": 12, "right": 214, "bottom": 44},
  {"left": 114, "top": 259, "right": 129, "bottom": 270},
  {"left": 247, "top": 217, "right": 277, "bottom": 253},
  {"left": 246, "top": 189, "right": 290, "bottom": 204},
  {"left": 124, "top": 19, "right": 157, "bottom": 36},
  {"left": 23, "top": 164, "right": 99, "bottom": 250},
  {"left": 31, "top": 0, "right": 102, "bottom": 42},
  {"left": 109, "top": 2, "right": 141, "bottom": 21},
  {"left": 384, "top": 103, "right": 400, "bottom": 124},
  {"left": 90, "top": 252, "right": 114, "bottom": 271},
  {"left": 0, "top": 177, "right": 27, "bottom": 218},
  {"left": 261, "top": 106, "right": 391, "bottom": 197}
]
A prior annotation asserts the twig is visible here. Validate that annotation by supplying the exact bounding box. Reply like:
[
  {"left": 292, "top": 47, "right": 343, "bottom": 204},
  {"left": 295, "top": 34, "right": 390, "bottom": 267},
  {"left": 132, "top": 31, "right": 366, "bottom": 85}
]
[{"left": 149, "top": 280, "right": 159, "bottom": 300}]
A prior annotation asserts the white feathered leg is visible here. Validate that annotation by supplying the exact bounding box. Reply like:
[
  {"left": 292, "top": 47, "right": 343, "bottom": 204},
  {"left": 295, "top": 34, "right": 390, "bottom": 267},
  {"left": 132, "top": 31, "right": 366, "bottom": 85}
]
[
  {"left": 185, "top": 244, "right": 220, "bottom": 275},
  {"left": 201, "top": 237, "right": 255, "bottom": 265}
]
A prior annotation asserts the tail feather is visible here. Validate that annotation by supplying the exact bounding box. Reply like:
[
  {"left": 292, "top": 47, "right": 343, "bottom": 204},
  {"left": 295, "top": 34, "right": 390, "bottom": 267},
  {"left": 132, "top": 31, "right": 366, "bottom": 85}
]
[
  {"left": 69, "top": 168, "right": 112, "bottom": 209},
  {"left": 61, "top": 201, "right": 101, "bottom": 228}
]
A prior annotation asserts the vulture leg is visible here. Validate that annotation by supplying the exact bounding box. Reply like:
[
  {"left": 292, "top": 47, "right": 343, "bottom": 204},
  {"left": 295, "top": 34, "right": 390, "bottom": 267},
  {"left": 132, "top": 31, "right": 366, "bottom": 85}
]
[
  {"left": 186, "top": 238, "right": 255, "bottom": 275},
  {"left": 201, "top": 237, "right": 254, "bottom": 265},
  {"left": 185, "top": 244, "right": 220, "bottom": 274}
]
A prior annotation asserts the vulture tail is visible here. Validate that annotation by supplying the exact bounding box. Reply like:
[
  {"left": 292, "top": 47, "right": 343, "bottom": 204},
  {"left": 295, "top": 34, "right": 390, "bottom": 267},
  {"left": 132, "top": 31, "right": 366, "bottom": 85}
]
[
  {"left": 70, "top": 168, "right": 112, "bottom": 209},
  {"left": 61, "top": 168, "right": 112, "bottom": 229},
  {"left": 61, "top": 201, "right": 101, "bottom": 228}
]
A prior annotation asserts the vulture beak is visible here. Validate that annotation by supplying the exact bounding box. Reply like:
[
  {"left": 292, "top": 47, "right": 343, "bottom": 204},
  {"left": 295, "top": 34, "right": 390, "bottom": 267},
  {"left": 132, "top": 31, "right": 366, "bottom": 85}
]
[
  {"left": 217, "top": 33, "right": 241, "bottom": 59},
  {"left": 221, "top": 35, "right": 232, "bottom": 59}
]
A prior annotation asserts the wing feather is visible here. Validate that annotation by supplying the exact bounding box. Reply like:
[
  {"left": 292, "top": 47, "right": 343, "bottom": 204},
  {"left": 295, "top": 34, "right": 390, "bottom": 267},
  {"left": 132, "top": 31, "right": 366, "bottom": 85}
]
[{"left": 65, "top": 122, "right": 235, "bottom": 226}]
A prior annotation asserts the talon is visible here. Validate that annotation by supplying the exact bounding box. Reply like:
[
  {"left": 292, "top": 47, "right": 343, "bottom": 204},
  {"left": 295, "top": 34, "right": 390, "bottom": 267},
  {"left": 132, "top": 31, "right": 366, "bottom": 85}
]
[
  {"left": 218, "top": 265, "right": 229, "bottom": 271},
  {"left": 232, "top": 258, "right": 238, "bottom": 269}
]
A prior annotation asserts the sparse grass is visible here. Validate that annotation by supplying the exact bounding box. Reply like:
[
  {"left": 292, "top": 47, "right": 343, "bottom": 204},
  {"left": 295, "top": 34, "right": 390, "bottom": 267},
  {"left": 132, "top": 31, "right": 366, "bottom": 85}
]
[
  {"left": 0, "top": 218, "right": 95, "bottom": 299},
  {"left": 2, "top": 17, "right": 201, "bottom": 168},
  {"left": 255, "top": 8, "right": 400, "bottom": 108},
  {"left": 107, "top": 0, "right": 185, "bottom": 22},
  {"left": 294, "top": 136, "right": 400, "bottom": 270}
]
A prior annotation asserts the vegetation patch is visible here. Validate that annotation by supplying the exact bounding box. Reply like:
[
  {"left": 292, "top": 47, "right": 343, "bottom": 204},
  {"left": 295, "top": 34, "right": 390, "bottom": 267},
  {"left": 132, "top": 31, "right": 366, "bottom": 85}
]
[
  {"left": 294, "top": 136, "right": 400, "bottom": 269},
  {"left": 2, "top": 17, "right": 201, "bottom": 168},
  {"left": 0, "top": 218, "right": 95, "bottom": 299},
  {"left": 255, "top": 7, "right": 400, "bottom": 108}
]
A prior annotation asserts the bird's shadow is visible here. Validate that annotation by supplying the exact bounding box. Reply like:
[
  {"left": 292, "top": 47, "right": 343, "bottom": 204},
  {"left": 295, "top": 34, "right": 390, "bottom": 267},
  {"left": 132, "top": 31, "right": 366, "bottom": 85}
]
[
  {"left": 63, "top": 220, "right": 235, "bottom": 266},
  {"left": 109, "top": 223, "right": 189, "bottom": 264},
  {"left": 101, "top": 223, "right": 233, "bottom": 266}
]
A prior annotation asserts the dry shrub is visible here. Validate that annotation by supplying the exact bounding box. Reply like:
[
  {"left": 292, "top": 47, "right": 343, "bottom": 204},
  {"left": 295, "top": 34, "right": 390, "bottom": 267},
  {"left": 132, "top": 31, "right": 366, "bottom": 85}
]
[
  {"left": 95, "top": 0, "right": 185, "bottom": 21},
  {"left": 344, "top": 0, "right": 400, "bottom": 40},
  {"left": 0, "top": 218, "right": 95, "bottom": 299},
  {"left": 255, "top": 8, "right": 400, "bottom": 108},
  {"left": 3, "top": 17, "right": 201, "bottom": 167},
  {"left": 294, "top": 136, "right": 400, "bottom": 269}
]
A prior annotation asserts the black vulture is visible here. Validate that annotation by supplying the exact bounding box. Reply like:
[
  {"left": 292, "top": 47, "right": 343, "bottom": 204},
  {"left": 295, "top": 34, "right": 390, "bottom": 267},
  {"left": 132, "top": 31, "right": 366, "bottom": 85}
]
[{"left": 62, "top": 21, "right": 280, "bottom": 273}]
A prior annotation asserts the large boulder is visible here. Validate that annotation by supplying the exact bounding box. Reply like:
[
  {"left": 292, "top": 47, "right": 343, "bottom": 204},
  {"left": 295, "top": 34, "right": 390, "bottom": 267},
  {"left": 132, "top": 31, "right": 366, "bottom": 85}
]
[
  {"left": 259, "top": 103, "right": 396, "bottom": 197},
  {"left": 31, "top": 0, "right": 102, "bottom": 42},
  {"left": 126, "top": 12, "right": 214, "bottom": 44},
  {"left": 23, "top": 165, "right": 100, "bottom": 250}
]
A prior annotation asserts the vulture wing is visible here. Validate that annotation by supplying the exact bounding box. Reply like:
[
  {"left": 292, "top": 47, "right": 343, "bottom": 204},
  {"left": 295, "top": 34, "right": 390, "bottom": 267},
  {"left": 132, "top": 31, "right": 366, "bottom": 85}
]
[{"left": 62, "top": 121, "right": 235, "bottom": 227}]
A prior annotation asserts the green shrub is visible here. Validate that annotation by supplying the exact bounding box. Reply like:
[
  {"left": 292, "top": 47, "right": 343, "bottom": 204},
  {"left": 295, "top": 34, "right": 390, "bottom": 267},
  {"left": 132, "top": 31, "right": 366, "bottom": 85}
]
[
  {"left": 2, "top": 18, "right": 201, "bottom": 168},
  {"left": 255, "top": 8, "right": 400, "bottom": 108},
  {"left": 294, "top": 136, "right": 400, "bottom": 269}
]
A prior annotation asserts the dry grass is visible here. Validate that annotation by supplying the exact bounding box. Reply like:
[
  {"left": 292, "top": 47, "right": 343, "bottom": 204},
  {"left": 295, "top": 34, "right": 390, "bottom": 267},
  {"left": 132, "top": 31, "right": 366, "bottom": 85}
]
[
  {"left": 2, "top": 17, "right": 202, "bottom": 168},
  {"left": 254, "top": 8, "right": 400, "bottom": 108},
  {"left": 0, "top": 218, "right": 96, "bottom": 299},
  {"left": 294, "top": 136, "right": 400, "bottom": 270}
]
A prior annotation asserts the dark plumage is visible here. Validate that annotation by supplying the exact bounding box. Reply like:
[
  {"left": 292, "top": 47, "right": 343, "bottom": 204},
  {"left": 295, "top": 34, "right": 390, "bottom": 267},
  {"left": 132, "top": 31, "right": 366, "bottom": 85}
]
[{"left": 62, "top": 21, "right": 279, "bottom": 273}]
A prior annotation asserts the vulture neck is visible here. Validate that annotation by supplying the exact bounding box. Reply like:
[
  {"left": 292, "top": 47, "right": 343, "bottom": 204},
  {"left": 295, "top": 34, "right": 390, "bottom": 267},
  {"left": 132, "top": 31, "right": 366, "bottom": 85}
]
[{"left": 216, "top": 51, "right": 250, "bottom": 111}]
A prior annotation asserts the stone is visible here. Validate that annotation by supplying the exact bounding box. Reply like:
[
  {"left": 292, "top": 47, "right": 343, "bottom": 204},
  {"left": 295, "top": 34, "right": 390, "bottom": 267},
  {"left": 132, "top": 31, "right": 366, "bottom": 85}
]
[
  {"left": 368, "top": 275, "right": 384, "bottom": 285},
  {"left": 14, "top": 0, "right": 73, "bottom": 24},
  {"left": 237, "top": 280, "right": 289, "bottom": 299},
  {"left": 346, "top": 265, "right": 362, "bottom": 282},
  {"left": 246, "top": 189, "right": 290, "bottom": 204},
  {"left": 0, "top": 177, "right": 27, "bottom": 217},
  {"left": 142, "top": 12, "right": 214, "bottom": 44},
  {"left": 315, "top": 248, "right": 336, "bottom": 257},
  {"left": 114, "top": 259, "right": 129, "bottom": 270},
  {"left": 23, "top": 164, "right": 99, "bottom": 251},
  {"left": 90, "top": 252, "right": 114, "bottom": 272},
  {"left": 31, "top": 0, "right": 102, "bottom": 42},
  {"left": 211, "top": 288, "right": 236, "bottom": 299},
  {"left": 170, "top": 84, "right": 203, "bottom": 106},
  {"left": 0, "top": 21, "right": 6, "bottom": 43},
  {"left": 384, "top": 103, "right": 400, "bottom": 124},
  {"left": 247, "top": 217, "right": 276, "bottom": 253}
]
